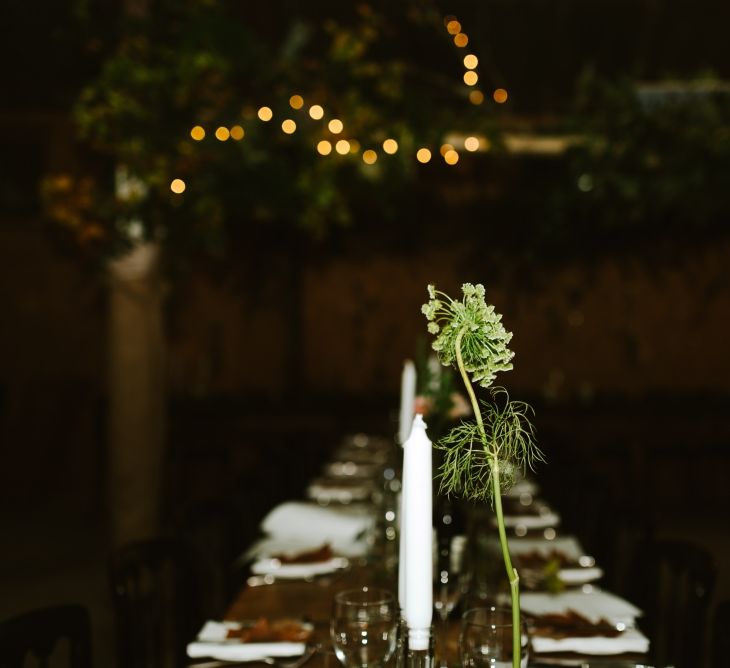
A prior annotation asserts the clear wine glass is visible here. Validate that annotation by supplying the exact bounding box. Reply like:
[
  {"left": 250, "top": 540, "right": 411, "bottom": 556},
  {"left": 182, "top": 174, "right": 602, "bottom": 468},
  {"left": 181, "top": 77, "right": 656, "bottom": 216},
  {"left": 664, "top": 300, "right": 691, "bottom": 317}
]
[
  {"left": 433, "top": 567, "right": 464, "bottom": 667},
  {"left": 460, "top": 606, "right": 529, "bottom": 668},
  {"left": 331, "top": 587, "right": 398, "bottom": 668}
]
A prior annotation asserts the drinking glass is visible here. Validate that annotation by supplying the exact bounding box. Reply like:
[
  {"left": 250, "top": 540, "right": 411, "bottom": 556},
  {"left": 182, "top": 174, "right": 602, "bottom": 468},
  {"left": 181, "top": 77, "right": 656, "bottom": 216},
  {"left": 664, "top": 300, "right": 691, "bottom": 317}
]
[
  {"left": 433, "top": 568, "right": 465, "bottom": 667},
  {"left": 331, "top": 587, "right": 398, "bottom": 668},
  {"left": 460, "top": 606, "right": 529, "bottom": 668}
]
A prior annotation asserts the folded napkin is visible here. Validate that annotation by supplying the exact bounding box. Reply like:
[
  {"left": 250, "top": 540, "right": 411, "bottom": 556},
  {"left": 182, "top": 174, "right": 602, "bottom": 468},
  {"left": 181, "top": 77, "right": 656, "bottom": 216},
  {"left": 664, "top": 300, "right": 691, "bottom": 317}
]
[
  {"left": 250, "top": 556, "right": 349, "bottom": 579},
  {"left": 501, "top": 510, "right": 561, "bottom": 529},
  {"left": 187, "top": 621, "right": 306, "bottom": 662},
  {"left": 521, "top": 589, "right": 643, "bottom": 626},
  {"left": 559, "top": 566, "right": 604, "bottom": 585},
  {"left": 261, "top": 501, "right": 374, "bottom": 543},
  {"left": 531, "top": 626, "right": 650, "bottom": 655}
]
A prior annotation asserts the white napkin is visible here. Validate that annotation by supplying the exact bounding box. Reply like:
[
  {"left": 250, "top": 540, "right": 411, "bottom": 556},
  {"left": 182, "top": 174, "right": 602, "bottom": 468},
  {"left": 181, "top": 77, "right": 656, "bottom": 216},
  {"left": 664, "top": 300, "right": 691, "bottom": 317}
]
[
  {"left": 306, "top": 480, "right": 373, "bottom": 503},
  {"left": 509, "top": 535, "right": 585, "bottom": 561},
  {"left": 500, "top": 511, "right": 561, "bottom": 529},
  {"left": 261, "top": 501, "right": 373, "bottom": 543},
  {"left": 250, "top": 556, "right": 349, "bottom": 579},
  {"left": 187, "top": 621, "right": 306, "bottom": 661},
  {"left": 521, "top": 589, "right": 643, "bottom": 625},
  {"left": 531, "top": 627, "right": 650, "bottom": 655},
  {"left": 245, "top": 535, "right": 368, "bottom": 562},
  {"left": 559, "top": 567, "right": 604, "bottom": 585}
]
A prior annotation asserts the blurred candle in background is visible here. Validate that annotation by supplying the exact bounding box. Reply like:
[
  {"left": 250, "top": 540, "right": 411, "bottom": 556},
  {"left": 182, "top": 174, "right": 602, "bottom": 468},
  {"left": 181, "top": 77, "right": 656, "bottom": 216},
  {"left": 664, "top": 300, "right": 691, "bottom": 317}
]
[
  {"left": 398, "top": 360, "right": 417, "bottom": 445},
  {"left": 400, "top": 414, "right": 433, "bottom": 651}
]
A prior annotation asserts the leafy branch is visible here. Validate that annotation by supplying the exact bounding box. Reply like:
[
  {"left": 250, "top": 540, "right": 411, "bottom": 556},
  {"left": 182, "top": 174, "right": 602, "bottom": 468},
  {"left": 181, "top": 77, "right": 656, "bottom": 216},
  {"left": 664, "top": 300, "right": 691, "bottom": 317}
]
[{"left": 422, "top": 283, "right": 544, "bottom": 668}]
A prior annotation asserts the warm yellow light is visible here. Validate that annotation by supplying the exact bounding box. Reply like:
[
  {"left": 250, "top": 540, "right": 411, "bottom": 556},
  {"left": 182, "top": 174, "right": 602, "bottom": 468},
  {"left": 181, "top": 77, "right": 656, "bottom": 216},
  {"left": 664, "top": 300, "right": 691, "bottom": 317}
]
[
  {"left": 382, "top": 139, "right": 398, "bottom": 154},
  {"left": 230, "top": 125, "right": 245, "bottom": 140},
  {"left": 444, "top": 149, "right": 459, "bottom": 165},
  {"left": 416, "top": 148, "right": 432, "bottom": 163},
  {"left": 463, "top": 71, "right": 478, "bottom": 86},
  {"left": 440, "top": 143, "right": 454, "bottom": 157},
  {"left": 463, "top": 54, "right": 479, "bottom": 70},
  {"left": 464, "top": 136, "right": 480, "bottom": 152},
  {"left": 289, "top": 94, "right": 304, "bottom": 110},
  {"left": 190, "top": 126, "right": 205, "bottom": 141},
  {"left": 335, "top": 139, "right": 350, "bottom": 155},
  {"left": 362, "top": 150, "right": 377, "bottom": 164},
  {"left": 215, "top": 126, "right": 230, "bottom": 141},
  {"left": 258, "top": 106, "right": 273, "bottom": 121},
  {"left": 328, "top": 119, "right": 344, "bottom": 134},
  {"left": 454, "top": 32, "right": 469, "bottom": 47},
  {"left": 446, "top": 20, "right": 461, "bottom": 35},
  {"left": 309, "top": 104, "right": 324, "bottom": 120},
  {"left": 443, "top": 15, "right": 456, "bottom": 27},
  {"left": 170, "top": 178, "right": 186, "bottom": 194},
  {"left": 282, "top": 119, "right": 297, "bottom": 134},
  {"left": 469, "top": 90, "right": 485, "bottom": 105},
  {"left": 349, "top": 139, "right": 361, "bottom": 153},
  {"left": 493, "top": 88, "right": 509, "bottom": 104},
  {"left": 317, "top": 140, "right": 332, "bottom": 155}
]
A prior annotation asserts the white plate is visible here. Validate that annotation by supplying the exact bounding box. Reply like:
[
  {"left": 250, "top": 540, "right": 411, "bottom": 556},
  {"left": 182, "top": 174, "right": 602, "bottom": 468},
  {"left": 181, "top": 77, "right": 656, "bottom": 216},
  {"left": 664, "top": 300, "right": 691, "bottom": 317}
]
[{"left": 250, "top": 556, "right": 349, "bottom": 579}]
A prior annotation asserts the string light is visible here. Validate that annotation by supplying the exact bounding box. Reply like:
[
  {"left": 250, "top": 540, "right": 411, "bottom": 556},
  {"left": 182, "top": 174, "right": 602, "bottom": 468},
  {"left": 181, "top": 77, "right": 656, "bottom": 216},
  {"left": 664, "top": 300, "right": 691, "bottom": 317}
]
[
  {"left": 317, "top": 140, "right": 332, "bottom": 155},
  {"left": 215, "top": 127, "right": 230, "bottom": 141},
  {"left": 440, "top": 143, "right": 454, "bottom": 157},
  {"left": 258, "top": 106, "right": 273, "bottom": 121},
  {"left": 444, "top": 149, "right": 459, "bottom": 165},
  {"left": 463, "top": 54, "right": 478, "bottom": 69},
  {"left": 349, "top": 139, "right": 361, "bottom": 153},
  {"left": 463, "top": 71, "right": 478, "bottom": 86},
  {"left": 309, "top": 105, "right": 324, "bottom": 120},
  {"left": 289, "top": 94, "right": 304, "bottom": 109},
  {"left": 190, "top": 126, "right": 205, "bottom": 141},
  {"left": 282, "top": 119, "right": 297, "bottom": 134},
  {"left": 469, "top": 90, "right": 485, "bottom": 105},
  {"left": 382, "top": 139, "right": 398, "bottom": 154},
  {"left": 170, "top": 178, "right": 186, "bottom": 194},
  {"left": 230, "top": 125, "right": 245, "bottom": 140},
  {"left": 335, "top": 139, "right": 351, "bottom": 155},
  {"left": 446, "top": 20, "right": 461, "bottom": 35},
  {"left": 362, "top": 150, "right": 377, "bottom": 164},
  {"left": 493, "top": 88, "right": 509, "bottom": 104},
  {"left": 416, "top": 148, "right": 432, "bottom": 163},
  {"left": 464, "top": 136, "right": 480, "bottom": 152},
  {"left": 328, "top": 119, "right": 344, "bottom": 134},
  {"left": 454, "top": 33, "right": 469, "bottom": 47}
]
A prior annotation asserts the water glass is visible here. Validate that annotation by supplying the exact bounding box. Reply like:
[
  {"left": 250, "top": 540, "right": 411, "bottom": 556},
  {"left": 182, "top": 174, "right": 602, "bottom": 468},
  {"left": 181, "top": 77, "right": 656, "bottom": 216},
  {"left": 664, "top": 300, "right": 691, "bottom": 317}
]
[
  {"left": 460, "top": 606, "right": 529, "bottom": 668},
  {"left": 331, "top": 587, "right": 398, "bottom": 668}
]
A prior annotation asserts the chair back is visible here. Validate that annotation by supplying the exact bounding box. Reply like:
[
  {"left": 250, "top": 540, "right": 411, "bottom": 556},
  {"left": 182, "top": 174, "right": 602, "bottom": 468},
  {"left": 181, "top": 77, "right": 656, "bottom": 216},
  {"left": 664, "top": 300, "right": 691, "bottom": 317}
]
[
  {"left": 635, "top": 538, "right": 716, "bottom": 668},
  {"left": 0, "top": 604, "right": 92, "bottom": 668},
  {"left": 110, "top": 538, "right": 198, "bottom": 668}
]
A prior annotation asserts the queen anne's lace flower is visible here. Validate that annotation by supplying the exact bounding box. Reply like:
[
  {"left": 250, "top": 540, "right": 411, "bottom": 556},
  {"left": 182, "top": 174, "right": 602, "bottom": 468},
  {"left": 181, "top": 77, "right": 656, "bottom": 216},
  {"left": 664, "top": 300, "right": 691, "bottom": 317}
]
[{"left": 422, "top": 283, "right": 514, "bottom": 388}]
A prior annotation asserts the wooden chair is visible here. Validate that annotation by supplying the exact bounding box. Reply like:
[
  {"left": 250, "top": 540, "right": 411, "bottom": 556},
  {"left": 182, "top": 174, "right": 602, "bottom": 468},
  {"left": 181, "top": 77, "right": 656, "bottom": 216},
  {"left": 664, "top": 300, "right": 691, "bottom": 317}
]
[
  {"left": 0, "top": 604, "right": 92, "bottom": 668},
  {"left": 109, "top": 538, "right": 199, "bottom": 668},
  {"left": 633, "top": 538, "right": 716, "bottom": 668}
]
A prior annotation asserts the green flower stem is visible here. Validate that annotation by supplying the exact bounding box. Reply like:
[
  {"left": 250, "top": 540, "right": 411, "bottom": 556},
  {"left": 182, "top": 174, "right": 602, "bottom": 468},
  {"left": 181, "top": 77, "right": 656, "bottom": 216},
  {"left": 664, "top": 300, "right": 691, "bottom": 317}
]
[{"left": 454, "top": 329, "right": 522, "bottom": 668}]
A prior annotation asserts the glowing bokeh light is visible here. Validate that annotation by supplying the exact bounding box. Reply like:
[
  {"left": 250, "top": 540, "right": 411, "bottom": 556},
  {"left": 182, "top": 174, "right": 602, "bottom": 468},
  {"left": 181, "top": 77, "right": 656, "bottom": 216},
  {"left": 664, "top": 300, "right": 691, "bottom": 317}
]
[
  {"left": 444, "top": 149, "right": 459, "bottom": 165},
  {"left": 464, "top": 136, "right": 480, "bottom": 152},
  {"left": 289, "top": 94, "right": 304, "bottom": 109},
  {"left": 309, "top": 105, "right": 324, "bottom": 120},
  {"left": 416, "top": 148, "right": 432, "bottom": 163},
  {"left": 190, "top": 126, "right": 205, "bottom": 141},
  {"left": 493, "top": 88, "right": 509, "bottom": 104},
  {"left": 335, "top": 139, "right": 350, "bottom": 155},
  {"left": 446, "top": 20, "right": 461, "bottom": 35},
  {"left": 317, "top": 140, "right": 332, "bottom": 155},
  {"left": 463, "top": 54, "right": 478, "bottom": 69},
  {"left": 382, "top": 139, "right": 398, "bottom": 154},
  {"left": 215, "top": 126, "right": 230, "bottom": 141},
  {"left": 328, "top": 119, "right": 344, "bottom": 134},
  {"left": 349, "top": 139, "right": 361, "bottom": 153},
  {"left": 170, "top": 178, "right": 186, "bottom": 194},
  {"left": 282, "top": 119, "right": 297, "bottom": 134},
  {"left": 440, "top": 143, "right": 454, "bottom": 157},
  {"left": 230, "top": 125, "right": 245, "bottom": 140},
  {"left": 454, "top": 33, "right": 468, "bottom": 47},
  {"left": 362, "top": 149, "right": 378, "bottom": 164},
  {"left": 469, "top": 90, "right": 485, "bottom": 105},
  {"left": 463, "top": 71, "right": 478, "bottom": 86},
  {"left": 258, "top": 107, "right": 273, "bottom": 121}
]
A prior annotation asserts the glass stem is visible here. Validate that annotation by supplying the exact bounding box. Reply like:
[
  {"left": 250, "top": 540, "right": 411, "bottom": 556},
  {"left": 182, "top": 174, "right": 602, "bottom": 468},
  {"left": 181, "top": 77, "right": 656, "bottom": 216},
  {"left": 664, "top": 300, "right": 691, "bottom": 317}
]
[{"left": 407, "top": 648, "right": 432, "bottom": 668}]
